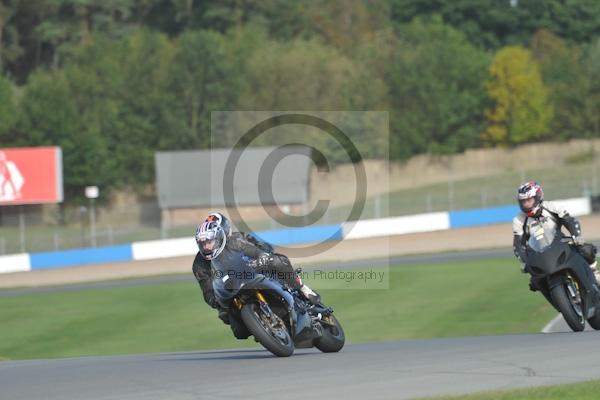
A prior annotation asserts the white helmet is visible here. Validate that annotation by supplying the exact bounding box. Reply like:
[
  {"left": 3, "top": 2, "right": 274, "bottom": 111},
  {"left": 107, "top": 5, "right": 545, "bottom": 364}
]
[{"left": 194, "top": 212, "right": 231, "bottom": 260}]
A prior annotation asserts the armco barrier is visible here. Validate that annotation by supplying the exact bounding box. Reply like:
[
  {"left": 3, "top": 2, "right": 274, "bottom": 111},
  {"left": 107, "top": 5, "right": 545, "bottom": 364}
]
[
  {"left": 449, "top": 205, "right": 519, "bottom": 229},
  {"left": 448, "top": 197, "right": 591, "bottom": 229},
  {"left": 342, "top": 212, "right": 450, "bottom": 240},
  {"left": 553, "top": 197, "right": 592, "bottom": 217},
  {"left": 0, "top": 253, "right": 31, "bottom": 273},
  {"left": 129, "top": 224, "right": 345, "bottom": 261},
  {"left": 252, "top": 224, "right": 343, "bottom": 246},
  {"left": 29, "top": 245, "right": 133, "bottom": 270},
  {"left": 0, "top": 196, "right": 592, "bottom": 273},
  {"left": 132, "top": 237, "right": 197, "bottom": 261}
]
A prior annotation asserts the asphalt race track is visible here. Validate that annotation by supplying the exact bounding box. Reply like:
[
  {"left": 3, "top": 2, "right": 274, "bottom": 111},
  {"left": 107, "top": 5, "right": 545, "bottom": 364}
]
[
  {"left": 3, "top": 248, "right": 598, "bottom": 399},
  {"left": 2, "top": 332, "right": 600, "bottom": 400}
]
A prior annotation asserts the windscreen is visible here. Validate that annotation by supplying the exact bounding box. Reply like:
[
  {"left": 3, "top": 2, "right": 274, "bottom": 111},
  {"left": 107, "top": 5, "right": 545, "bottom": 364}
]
[
  {"left": 527, "top": 219, "right": 559, "bottom": 253},
  {"left": 211, "top": 250, "right": 258, "bottom": 299}
]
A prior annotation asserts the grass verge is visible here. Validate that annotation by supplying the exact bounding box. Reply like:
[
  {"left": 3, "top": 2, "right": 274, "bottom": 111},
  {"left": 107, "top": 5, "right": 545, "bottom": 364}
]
[
  {"left": 0, "top": 257, "right": 555, "bottom": 360},
  {"left": 419, "top": 379, "right": 600, "bottom": 400}
]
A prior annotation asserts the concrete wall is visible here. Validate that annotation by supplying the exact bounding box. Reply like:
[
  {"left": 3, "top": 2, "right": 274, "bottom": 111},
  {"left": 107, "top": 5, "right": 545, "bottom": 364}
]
[{"left": 309, "top": 139, "right": 600, "bottom": 208}]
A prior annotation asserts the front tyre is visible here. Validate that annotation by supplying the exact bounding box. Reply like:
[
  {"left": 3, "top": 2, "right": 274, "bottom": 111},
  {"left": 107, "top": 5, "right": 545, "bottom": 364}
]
[
  {"left": 241, "top": 303, "right": 294, "bottom": 357},
  {"left": 550, "top": 280, "right": 585, "bottom": 332},
  {"left": 315, "top": 314, "right": 345, "bottom": 353}
]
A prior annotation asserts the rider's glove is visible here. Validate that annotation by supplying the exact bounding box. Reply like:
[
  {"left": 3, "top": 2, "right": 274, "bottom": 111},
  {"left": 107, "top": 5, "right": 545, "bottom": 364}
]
[
  {"left": 256, "top": 252, "right": 273, "bottom": 268},
  {"left": 573, "top": 236, "right": 586, "bottom": 246}
]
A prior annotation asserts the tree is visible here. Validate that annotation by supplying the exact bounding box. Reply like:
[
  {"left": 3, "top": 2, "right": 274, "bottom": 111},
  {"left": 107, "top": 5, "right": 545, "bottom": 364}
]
[
  {"left": 583, "top": 38, "right": 600, "bottom": 137},
  {"left": 531, "top": 30, "right": 590, "bottom": 139},
  {"left": 389, "top": 0, "right": 600, "bottom": 49},
  {"left": 0, "top": 0, "right": 20, "bottom": 72},
  {"left": 236, "top": 36, "right": 387, "bottom": 162},
  {"left": 110, "top": 29, "right": 175, "bottom": 186},
  {"left": 0, "top": 74, "right": 17, "bottom": 142},
  {"left": 483, "top": 46, "right": 553, "bottom": 146},
  {"left": 17, "top": 70, "right": 117, "bottom": 202},
  {"left": 166, "top": 30, "right": 242, "bottom": 150},
  {"left": 387, "top": 17, "right": 490, "bottom": 158}
]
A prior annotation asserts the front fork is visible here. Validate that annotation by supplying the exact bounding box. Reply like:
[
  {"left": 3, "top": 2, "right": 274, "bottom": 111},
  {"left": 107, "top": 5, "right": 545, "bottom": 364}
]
[
  {"left": 255, "top": 291, "right": 274, "bottom": 318},
  {"left": 233, "top": 291, "right": 274, "bottom": 317}
]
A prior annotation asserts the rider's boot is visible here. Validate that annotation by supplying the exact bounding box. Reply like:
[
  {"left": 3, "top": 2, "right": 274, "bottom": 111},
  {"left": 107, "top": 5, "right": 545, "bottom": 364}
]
[
  {"left": 294, "top": 271, "right": 320, "bottom": 305},
  {"left": 300, "top": 284, "right": 321, "bottom": 305},
  {"left": 590, "top": 261, "right": 600, "bottom": 283}
]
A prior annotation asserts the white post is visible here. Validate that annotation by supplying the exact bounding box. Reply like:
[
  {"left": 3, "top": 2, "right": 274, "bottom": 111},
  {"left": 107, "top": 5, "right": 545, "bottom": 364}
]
[
  {"left": 85, "top": 186, "right": 99, "bottom": 247},
  {"left": 592, "top": 157, "right": 598, "bottom": 195}
]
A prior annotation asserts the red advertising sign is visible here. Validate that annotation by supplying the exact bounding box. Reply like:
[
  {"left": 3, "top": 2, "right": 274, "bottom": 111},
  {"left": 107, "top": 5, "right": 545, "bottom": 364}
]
[{"left": 0, "top": 147, "right": 63, "bottom": 205}]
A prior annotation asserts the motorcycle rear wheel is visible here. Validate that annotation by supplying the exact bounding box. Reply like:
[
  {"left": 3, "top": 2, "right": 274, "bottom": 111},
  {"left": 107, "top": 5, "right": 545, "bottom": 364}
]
[
  {"left": 587, "top": 310, "right": 600, "bottom": 330},
  {"left": 315, "top": 314, "right": 345, "bottom": 353}
]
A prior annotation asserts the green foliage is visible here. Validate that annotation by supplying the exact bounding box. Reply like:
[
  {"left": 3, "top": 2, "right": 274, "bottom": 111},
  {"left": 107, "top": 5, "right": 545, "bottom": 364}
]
[
  {"left": 390, "top": 0, "right": 600, "bottom": 49},
  {"left": 423, "top": 380, "right": 600, "bottom": 400},
  {"left": 583, "top": 38, "right": 600, "bottom": 137},
  {"left": 235, "top": 37, "right": 388, "bottom": 162},
  {"left": 17, "top": 69, "right": 117, "bottom": 201},
  {"left": 108, "top": 29, "right": 175, "bottom": 186},
  {"left": 0, "top": 1, "right": 600, "bottom": 202},
  {"left": 0, "top": 75, "right": 17, "bottom": 141},
  {"left": 531, "top": 30, "right": 592, "bottom": 140},
  {"left": 166, "top": 30, "right": 241, "bottom": 151},
  {"left": 388, "top": 17, "right": 490, "bottom": 158},
  {"left": 483, "top": 46, "right": 553, "bottom": 146}
]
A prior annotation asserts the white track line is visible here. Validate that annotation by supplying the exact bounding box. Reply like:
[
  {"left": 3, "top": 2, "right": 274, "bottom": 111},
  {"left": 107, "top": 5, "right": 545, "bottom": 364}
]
[{"left": 541, "top": 313, "right": 564, "bottom": 333}]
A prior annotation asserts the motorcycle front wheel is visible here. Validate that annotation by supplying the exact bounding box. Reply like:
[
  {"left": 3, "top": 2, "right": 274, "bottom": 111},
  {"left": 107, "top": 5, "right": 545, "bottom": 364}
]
[
  {"left": 550, "top": 278, "right": 585, "bottom": 332},
  {"left": 241, "top": 302, "right": 294, "bottom": 357}
]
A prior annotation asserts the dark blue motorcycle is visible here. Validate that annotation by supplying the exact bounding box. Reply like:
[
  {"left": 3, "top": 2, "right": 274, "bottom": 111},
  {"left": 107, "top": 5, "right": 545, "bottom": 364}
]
[{"left": 211, "top": 250, "right": 344, "bottom": 357}]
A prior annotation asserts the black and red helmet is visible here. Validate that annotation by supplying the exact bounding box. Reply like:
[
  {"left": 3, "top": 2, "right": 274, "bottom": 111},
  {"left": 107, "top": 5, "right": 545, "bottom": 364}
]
[{"left": 517, "top": 181, "right": 544, "bottom": 217}]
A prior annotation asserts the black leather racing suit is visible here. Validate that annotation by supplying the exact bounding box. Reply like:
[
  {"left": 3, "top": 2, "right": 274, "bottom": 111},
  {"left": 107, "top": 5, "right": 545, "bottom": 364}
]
[{"left": 192, "top": 232, "right": 301, "bottom": 339}]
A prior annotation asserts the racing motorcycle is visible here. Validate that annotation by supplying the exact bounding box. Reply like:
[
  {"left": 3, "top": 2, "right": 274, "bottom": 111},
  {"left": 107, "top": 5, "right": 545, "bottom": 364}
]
[
  {"left": 211, "top": 256, "right": 345, "bottom": 357},
  {"left": 525, "top": 223, "right": 600, "bottom": 332}
]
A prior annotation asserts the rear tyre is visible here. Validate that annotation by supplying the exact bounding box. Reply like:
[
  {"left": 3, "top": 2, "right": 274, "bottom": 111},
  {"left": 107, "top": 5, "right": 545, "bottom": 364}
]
[
  {"left": 550, "top": 281, "right": 585, "bottom": 332},
  {"left": 587, "top": 310, "right": 600, "bottom": 330},
  {"left": 315, "top": 314, "right": 345, "bottom": 353},
  {"left": 241, "top": 303, "right": 294, "bottom": 357}
]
